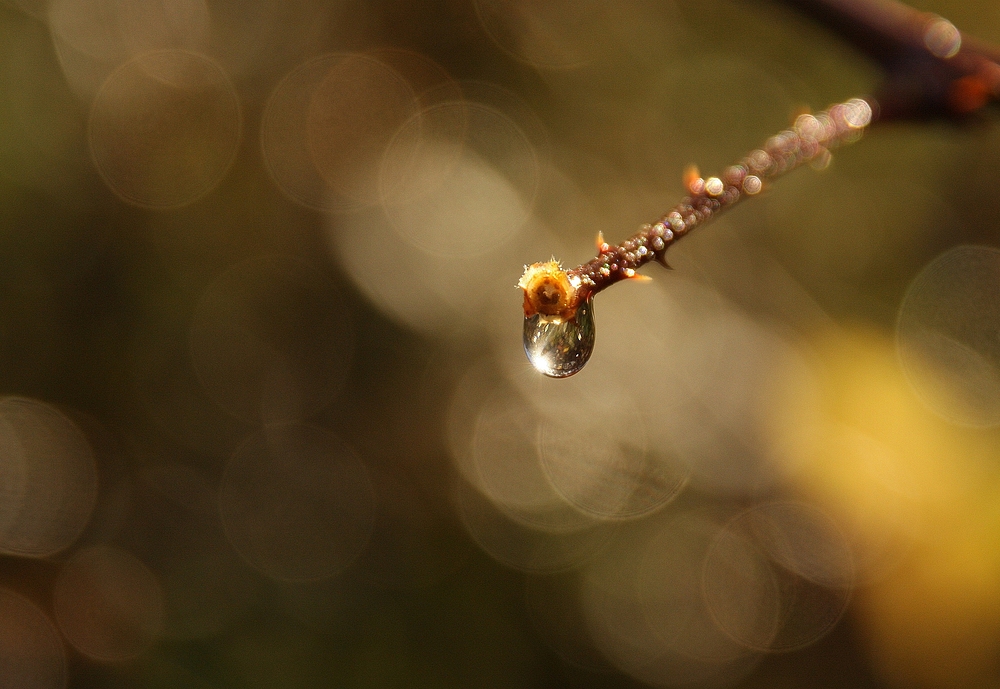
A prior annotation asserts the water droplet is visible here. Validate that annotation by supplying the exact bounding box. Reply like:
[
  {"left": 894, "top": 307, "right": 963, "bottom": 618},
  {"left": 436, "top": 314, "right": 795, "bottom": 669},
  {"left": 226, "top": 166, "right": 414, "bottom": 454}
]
[
  {"left": 523, "top": 298, "right": 595, "bottom": 378},
  {"left": 923, "top": 16, "right": 961, "bottom": 59}
]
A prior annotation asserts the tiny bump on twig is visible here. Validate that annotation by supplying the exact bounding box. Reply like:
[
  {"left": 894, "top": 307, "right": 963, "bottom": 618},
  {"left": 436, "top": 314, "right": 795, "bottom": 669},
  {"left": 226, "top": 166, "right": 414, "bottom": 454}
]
[{"left": 518, "top": 98, "right": 874, "bottom": 321}]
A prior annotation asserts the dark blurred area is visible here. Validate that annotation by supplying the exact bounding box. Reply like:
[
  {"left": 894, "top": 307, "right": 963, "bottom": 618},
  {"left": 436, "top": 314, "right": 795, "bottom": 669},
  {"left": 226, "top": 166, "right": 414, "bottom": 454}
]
[{"left": 2, "top": 0, "right": 1000, "bottom": 687}]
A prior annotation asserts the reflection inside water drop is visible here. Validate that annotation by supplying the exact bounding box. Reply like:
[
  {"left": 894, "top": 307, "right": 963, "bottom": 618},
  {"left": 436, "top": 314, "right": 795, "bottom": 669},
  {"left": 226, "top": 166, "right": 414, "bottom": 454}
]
[{"left": 523, "top": 298, "right": 595, "bottom": 378}]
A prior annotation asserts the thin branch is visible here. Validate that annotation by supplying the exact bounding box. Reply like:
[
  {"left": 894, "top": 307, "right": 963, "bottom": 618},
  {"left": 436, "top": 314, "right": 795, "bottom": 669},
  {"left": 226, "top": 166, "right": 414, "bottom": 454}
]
[
  {"left": 519, "top": 99, "right": 872, "bottom": 320},
  {"left": 787, "top": 0, "right": 1000, "bottom": 118},
  {"left": 518, "top": 0, "right": 1000, "bottom": 376}
]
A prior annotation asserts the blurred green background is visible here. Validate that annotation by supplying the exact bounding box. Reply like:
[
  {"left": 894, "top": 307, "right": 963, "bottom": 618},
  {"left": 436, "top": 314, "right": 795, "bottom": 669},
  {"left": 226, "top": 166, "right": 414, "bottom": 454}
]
[{"left": 2, "top": 0, "right": 1000, "bottom": 687}]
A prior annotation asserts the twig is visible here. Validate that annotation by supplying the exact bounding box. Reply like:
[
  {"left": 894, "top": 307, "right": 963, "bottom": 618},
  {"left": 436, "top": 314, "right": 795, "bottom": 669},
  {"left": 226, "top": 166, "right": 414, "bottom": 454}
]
[
  {"left": 518, "top": 0, "right": 1000, "bottom": 377},
  {"left": 787, "top": 0, "right": 1000, "bottom": 118},
  {"left": 519, "top": 99, "right": 871, "bottom": 321}
]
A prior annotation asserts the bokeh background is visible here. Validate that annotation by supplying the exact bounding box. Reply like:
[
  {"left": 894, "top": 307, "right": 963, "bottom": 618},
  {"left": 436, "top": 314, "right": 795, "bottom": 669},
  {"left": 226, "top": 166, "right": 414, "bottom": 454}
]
[{"left": 2, "top": 0, "right": 1000, "bottom": 687}]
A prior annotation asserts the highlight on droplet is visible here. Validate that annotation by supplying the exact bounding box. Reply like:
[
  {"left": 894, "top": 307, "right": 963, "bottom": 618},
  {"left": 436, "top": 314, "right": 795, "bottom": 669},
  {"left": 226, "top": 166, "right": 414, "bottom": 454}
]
[
  {"left": 923, "top": 15, "right": 962, "bottom": 59},
  {"left": 522, "top": 297, "right": 596, "bottom": 378}
]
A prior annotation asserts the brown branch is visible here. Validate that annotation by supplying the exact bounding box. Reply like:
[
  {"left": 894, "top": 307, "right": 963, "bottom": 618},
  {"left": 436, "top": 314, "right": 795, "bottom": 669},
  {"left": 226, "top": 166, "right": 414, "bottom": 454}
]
[
  {"left": 518, "top": 0, "right": 1000, "bottom": 376},
  {"left": 518, "top": 99, "right": 872, "bottom": 323},
  {"left": 787, "top": 0, "right": 1000, "bottom": 118}
]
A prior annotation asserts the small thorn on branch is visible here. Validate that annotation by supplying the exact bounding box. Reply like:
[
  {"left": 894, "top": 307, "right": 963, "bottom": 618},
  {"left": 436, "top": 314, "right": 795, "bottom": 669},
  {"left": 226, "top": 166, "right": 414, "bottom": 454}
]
[{"left": 517, "top": 97, "right": 874, "bottom": 316}]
